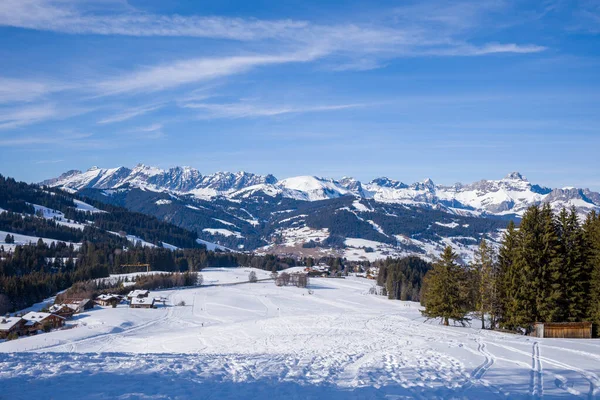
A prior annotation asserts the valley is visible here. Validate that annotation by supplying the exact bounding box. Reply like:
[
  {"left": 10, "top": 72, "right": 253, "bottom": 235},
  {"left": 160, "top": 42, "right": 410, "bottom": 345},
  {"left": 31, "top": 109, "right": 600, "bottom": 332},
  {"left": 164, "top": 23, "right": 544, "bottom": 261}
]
[{"left": 1, "top": 268, "right": 599, "bottom": 399}]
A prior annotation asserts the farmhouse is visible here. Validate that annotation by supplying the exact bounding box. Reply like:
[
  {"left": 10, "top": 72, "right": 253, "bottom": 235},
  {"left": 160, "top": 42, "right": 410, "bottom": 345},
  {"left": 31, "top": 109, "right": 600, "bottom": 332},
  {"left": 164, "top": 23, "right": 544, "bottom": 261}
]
[
  {"left": 130, "top": 297, "right": 155, "bottom": 309},
  {"left": 95, "top": 294, "right": 122, "bottom": 307},
  {"left": 0, "top": 316, "right": 25, "bottom": 339},
  {"left": 21, "top": 312, "right": 65, "bottom": 333},
  {"left": 533, "top": 322, "right": 592, "bottom": 339},
  {"left": 127, "top": 289, "right": 150, "bottom": 300},
  {"left": 48, "top": 304, "right": 76, "bottom": 319},
  {"left": 63, "top": 298, "right": 93, "bottom": 313}
]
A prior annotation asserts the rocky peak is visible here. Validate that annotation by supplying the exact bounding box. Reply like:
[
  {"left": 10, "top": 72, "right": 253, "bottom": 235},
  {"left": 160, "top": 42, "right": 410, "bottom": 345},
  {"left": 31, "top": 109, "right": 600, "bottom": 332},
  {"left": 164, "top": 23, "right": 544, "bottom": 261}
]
[
  {"left": 505, "top": 172, "right": 527, "bottom": 181},
  {"left": 369, "top": 177, "right": 408, "bottom": 189}
]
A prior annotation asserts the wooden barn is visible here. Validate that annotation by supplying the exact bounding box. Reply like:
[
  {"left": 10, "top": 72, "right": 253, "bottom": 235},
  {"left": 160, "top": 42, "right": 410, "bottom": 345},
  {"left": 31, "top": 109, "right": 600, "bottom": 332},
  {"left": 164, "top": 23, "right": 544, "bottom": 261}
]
[{"left": 533, "top": 322, "right": 592, "bottom": 339}]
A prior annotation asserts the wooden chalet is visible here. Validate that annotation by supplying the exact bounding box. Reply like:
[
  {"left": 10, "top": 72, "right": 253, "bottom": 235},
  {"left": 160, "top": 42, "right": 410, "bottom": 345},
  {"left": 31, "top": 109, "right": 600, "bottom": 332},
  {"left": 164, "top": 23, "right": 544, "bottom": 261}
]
[
  {"left": 127, "top": 290, "right": 150, "bottom": 301},
  {"left": 533, "top": 322, "right": 592, "bottom": 339},
  {"left": 95, "top": 294, "right": 122, "bottom": 307},
  {"left": 21, "top": 312, "right": 65, "bottom": 334},
  {"left": 0, "top": 316, "right": 25, "bottom": 339},
  {"left": 130, "top": 297, "right": 155, "bottom": 309},
  {"left": 63, "top": 298, "right": 93, "bottom": 312},
  {"left": 48, "top": 304, "right": 76, "bottom": 319}
]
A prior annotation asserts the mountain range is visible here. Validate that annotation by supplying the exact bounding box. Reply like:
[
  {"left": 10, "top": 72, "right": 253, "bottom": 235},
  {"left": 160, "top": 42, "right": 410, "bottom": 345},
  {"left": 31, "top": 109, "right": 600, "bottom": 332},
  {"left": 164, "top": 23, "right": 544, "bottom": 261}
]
[
  {"left": 42, "top": 165, "right": 600, "bottom": 218},
  {"left": 36, "top": 165, "right": 600, "bottom": 263}
]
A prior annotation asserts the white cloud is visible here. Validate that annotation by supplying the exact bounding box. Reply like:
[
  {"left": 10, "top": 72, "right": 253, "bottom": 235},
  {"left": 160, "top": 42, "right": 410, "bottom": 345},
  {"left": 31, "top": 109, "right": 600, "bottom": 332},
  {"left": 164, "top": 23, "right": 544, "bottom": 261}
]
[
  {"left": 0, "top": 0, "right": 307, "bottom": 40},
  {"left": 35, "top": 159, "right": 64, "bottom": 164},
  {"left": 0, "top": 104, "right": 58, "bottom": 129},
  {"left": 95, "top": 50, "right": 324, "bottom": 96},
  {"left": 0, "top": 132, "right": 92, "bottom": 146},
  {"left": 126, "top": 123, "right": 165, "bottom": 139},
  {"left": 0, "top": 0, "right": 546, "bottom": 63},
  {"left": 0, "top": 77, "right": 62, "bottom": 104},
  {"left": 98, "top": 104, "right": 163, "bottom": 124},
  {"left": 183, "top": 101, "right": 365, "bottom": 119}
]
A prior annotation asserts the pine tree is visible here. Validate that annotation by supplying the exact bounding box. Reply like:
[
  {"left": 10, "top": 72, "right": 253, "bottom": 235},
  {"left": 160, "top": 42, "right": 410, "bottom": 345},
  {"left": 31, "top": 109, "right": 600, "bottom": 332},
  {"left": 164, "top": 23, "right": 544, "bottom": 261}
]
[
  {"left": 421, "top": 246, "right": 470, "bottom": 326},
  {"left": 556, "top": 208, "right": 587, "bottom": 321},
  {"left": 474, "top": 239, "right": 498, "bottom": 329},
  {"left": 583, "top": 211, "right": 600, "bottom": 332},
  {"left": 537, "top": 204, "right": 563, "bottom": 322},
  {"left": 498, "top": 220, "right": 519, "bottom": 329}
]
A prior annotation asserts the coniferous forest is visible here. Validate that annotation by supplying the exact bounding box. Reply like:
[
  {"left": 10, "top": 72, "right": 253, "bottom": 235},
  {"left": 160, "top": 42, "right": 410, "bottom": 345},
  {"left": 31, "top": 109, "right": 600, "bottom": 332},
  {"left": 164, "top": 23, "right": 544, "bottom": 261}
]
[{"left": 420, "top": 205, "right": 600, "bottom": 335}]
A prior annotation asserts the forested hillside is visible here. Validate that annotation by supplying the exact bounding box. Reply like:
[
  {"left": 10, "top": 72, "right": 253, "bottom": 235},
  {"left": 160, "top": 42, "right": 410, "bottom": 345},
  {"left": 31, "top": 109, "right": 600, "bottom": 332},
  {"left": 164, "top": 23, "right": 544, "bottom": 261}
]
[{"left": 0, "top": 175, "right": 300, "bottom": 313}]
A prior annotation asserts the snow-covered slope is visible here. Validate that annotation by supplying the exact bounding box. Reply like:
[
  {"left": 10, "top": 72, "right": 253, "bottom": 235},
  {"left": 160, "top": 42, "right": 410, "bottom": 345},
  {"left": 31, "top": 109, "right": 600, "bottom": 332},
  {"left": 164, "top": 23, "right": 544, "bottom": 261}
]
[
  {"left": 43, "top": 166, "right": 600, "bottom": 218},
  {"left": 1, "top": 269, "right": 598, "bottom": 399}
]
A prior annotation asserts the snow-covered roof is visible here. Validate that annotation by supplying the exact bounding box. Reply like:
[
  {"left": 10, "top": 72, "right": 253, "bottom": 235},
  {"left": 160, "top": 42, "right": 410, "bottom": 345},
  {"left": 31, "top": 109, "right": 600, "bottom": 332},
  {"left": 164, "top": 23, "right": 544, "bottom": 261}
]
[
  {"left": 0, "top": 317, "right": 23, "bottom": 331},
  {"left": 96, "top": 294, "right": 120, "bottom": 301},
  {"left": 127, "top": 290, "right": 150, "bottom": 297},
  {"left": 48, "top": 304, "right": 72, "bottom": 313},
  {"left": 22, "top": 311, "right": 64, "bottom": 322},
  {"left": 131, "top": 297, "right": 154, "bottom": 306}
]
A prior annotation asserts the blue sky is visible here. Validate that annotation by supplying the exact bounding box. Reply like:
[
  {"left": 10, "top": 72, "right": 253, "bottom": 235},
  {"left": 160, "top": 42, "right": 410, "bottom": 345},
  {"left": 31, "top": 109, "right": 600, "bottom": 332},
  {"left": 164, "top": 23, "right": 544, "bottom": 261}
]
[{"left": 0, "top": 0, "right": 599, "bottom": 189}]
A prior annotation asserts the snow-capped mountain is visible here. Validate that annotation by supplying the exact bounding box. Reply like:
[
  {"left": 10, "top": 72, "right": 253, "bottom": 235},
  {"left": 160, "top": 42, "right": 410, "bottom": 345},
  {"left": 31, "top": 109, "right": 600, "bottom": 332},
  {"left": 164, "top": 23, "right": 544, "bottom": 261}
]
[{"left": 42, "top": 166, "right": 600, "bottom": 218}]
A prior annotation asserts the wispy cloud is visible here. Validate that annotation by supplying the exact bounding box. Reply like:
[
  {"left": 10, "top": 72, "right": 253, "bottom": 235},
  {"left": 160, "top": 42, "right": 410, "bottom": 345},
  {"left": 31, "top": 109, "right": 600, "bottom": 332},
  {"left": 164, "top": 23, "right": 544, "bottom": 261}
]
[
  {"left": 0, "top": 0, "right": 546, "bottom": 65},
  {"left": 183, "top": 101, "right": 365, "bottom": 119},
  {"left": 0, "top": 103, "right": 93, "bottom": 129},
  {"left": 0, "top": 77, "right": 65, "bottom": 104},
  {"left": 35, "top": 159, "right": 64, "bottom": 164},
  {"left": 0, "top": 0, "right": 307, "bottom": 40},
  {"left": 0, "top": 132, "right": 92, "bottom": 146},
  {"left": 0, "top": 104, "right": 58, "bottom": 129},
  {"left": 94, "top": 50, "right": 324, "bottom": 96},
  {"left": 98, "top": 104, "right": 163, "bottom": 124},
  {"left": 126, "top": 123, "right": 165, "bottom": 139}
]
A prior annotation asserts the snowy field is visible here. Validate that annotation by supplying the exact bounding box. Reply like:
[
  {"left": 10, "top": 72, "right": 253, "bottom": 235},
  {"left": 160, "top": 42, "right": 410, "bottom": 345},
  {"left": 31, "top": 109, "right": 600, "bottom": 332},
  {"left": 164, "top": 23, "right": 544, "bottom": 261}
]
[{"left": 1, "top": 268, "right": 599, "bottom": 399}]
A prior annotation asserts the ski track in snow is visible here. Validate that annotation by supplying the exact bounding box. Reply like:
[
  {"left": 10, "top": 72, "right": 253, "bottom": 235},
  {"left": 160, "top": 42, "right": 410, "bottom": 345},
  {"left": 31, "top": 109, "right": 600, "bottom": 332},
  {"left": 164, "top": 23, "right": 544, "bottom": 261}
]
[{"left": 1, "top": 270, "right": 599, "bottom": 399}]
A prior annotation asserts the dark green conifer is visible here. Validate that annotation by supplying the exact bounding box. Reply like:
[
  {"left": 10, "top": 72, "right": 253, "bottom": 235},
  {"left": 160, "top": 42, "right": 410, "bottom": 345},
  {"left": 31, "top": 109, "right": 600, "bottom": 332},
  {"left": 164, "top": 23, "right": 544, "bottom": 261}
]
[{"left": 421, "top": 246, "right": 470, "bottom": 326}]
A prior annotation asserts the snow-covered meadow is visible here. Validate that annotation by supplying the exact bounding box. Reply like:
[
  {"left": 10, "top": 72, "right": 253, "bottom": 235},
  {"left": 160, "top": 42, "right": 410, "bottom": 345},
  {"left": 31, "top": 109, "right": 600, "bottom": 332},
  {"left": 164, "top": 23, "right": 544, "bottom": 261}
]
[{"left": 1, "top": 267, "right": 599, "bottom": 399}]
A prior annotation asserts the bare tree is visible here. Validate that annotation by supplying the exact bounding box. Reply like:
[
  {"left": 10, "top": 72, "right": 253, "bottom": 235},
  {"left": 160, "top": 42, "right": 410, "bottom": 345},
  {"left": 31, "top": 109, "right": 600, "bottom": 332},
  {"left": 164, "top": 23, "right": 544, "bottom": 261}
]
[
  {"left": 197, "top": 273, "right": 204, "bottom": 286},
  {"left": 279, "top": 272, "right": 291, "bottom": 286},
  {"left": 248, "top": 271, "right": 258, "bottom": 283},
  {"left": 297, "top": 274, "right": 309, "bottom": 288}
]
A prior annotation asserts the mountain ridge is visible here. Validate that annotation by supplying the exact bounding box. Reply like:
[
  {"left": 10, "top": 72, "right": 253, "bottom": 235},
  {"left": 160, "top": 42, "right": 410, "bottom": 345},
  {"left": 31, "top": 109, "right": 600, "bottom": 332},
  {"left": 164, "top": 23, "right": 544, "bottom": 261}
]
[{"left": 42, "top": 165, "right": 600, "bottom": 219}]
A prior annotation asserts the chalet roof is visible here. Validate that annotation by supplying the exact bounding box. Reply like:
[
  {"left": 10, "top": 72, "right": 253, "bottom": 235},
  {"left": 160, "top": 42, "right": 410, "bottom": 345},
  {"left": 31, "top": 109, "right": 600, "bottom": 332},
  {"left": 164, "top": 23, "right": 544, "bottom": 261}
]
[
  {"left": 48, "top": 304, "right": 73, "bottom": 313},
  {"left": 0, "top": 317, "right": 23, "bottom": 331},
  {"left": 96, "top": 294, "right": 120, "bottom": 301},
  {"left": 22, "top": 311, "right": 65, "bottom": 323},
  {"left": 131, "top": 297, "right": 155, "bottom": 306},
  {"left": 66, "top": 298, "right": 91, "bottom": 306},
  {"left": 127, "top": 290, "right": 150, "bottom": 298}
]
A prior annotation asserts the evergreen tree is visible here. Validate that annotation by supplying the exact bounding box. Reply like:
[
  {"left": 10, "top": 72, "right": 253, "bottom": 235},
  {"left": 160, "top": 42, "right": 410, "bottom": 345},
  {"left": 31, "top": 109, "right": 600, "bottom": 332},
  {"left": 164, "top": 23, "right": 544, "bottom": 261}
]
[
  {"left": 474, "top": 239, "right": 498, "bottom": 329},
  {"left": 4, "top": 234, "right": 14, "bottom": 244},
  {"left": 583, "top": 211, "right": 600, "bottom": 332},
  {"left": 537, "top": 204, "right": 563, "bottom": 322},
  {"left": 421, "top": 246, "right": 470, "bottom": 326},
  {"left": 556, "top": 208, "right": 587, "bottom": 321},
  {"left": 498, "top": 220, "right": 518, "bottom": 329}
]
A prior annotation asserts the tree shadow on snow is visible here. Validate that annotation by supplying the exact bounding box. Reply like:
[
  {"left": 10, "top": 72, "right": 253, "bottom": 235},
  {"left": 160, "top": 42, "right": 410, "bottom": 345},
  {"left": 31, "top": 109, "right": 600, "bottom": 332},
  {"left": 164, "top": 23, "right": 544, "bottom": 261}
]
[{"left": 0, "top": 353, "right": 592, "bottom": 400}]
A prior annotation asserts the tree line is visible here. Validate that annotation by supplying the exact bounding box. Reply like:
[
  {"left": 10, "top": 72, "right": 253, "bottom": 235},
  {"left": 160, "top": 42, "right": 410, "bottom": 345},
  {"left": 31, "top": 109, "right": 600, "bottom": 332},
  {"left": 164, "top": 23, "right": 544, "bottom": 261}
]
[
  {"left": 0, "top": 240, "right": 299, "bottom": 313},
  {"left": 421, "top": 205, "right": 600, "bottom": 334}
]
